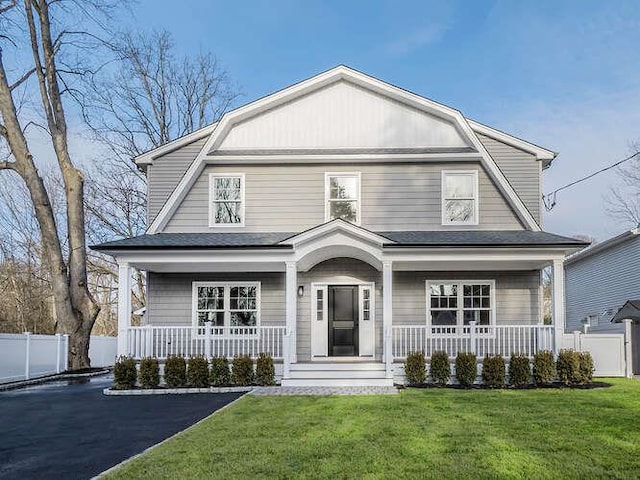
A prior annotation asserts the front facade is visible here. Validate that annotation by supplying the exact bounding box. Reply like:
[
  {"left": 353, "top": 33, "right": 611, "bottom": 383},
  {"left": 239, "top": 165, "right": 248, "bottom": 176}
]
[{"left": 94, "top": 66, "right": 585, "bottom": 386}]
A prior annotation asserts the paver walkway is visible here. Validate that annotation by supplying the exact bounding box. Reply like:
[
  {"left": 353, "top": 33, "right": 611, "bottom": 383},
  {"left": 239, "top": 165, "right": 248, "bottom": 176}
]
[{"left": 251, "top": 385, "right": 399, "bottom": 395}]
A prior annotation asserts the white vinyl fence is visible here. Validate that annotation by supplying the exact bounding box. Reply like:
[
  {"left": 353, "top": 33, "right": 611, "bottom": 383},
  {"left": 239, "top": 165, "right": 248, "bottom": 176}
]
[
  {"left": 562, "top": 329, "right": 628, "bottom": 377},
  {"left": 0, "top": 333, "right": 117, "bottom": 384}
]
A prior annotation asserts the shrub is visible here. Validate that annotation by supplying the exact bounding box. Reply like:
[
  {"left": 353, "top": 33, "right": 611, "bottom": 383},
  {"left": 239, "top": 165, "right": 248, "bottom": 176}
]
[
  {"left": 455, "top": 352, "right": 477, "bottom": 387},
  {"left": 481, "top": 355, "right": 506, "bottom": 388},
  {"left": 578, "top": 352, "right": 594, "bottom": 384},
  {"left": 533, "top": 350, "right": 556, "bottom": 385},
  {"left": 138, "top": 357, "right": 160, "bottom": 389},
  {"left": 509, "top": 354, "right": 531, "bottom": 386},
  {"left": 187, "top": 356, "right": 210, "bottom": 388},
  {"left": 429, "top": 351, "right": 451, "bottom": 386},
  {"left": 255, "top": 353, "right": 276, "bottom": 386},
  {"left": 210, "top": 357, "right": 231, "bottom": 386},
  {"left": 113, "top": 356, "right": 137, "bottom": 390},
  {"left": 557, "top": 349, "right": 581, "bottom": 385},
  {"left": 164, "top": 355, "right": 187, "bottom": 388},
  {"left": 405, "top": 351, "right": 426, "bottom": 385},
  {"left": 231, "top": 355, "right": 254, "bottom": 386}
]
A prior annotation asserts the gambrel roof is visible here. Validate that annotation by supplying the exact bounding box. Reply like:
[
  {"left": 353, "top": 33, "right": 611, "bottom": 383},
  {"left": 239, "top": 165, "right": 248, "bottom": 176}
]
[{"left": 137, "top": 66, "right": 555, "bottom": 234}]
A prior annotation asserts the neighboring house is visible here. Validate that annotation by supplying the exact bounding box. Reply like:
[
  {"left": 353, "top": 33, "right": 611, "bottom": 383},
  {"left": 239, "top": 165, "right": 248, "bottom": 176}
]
[
  {"left": 93, "top": 66, "right": 586, "bottom": 386},
  {"left": 565, "top": 228, "right": 640, "bottom": 333}
]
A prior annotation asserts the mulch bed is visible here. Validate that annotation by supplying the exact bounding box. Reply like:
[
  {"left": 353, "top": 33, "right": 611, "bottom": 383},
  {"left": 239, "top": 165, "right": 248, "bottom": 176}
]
[{"left": 400, "top": 381, "right": 613, "bottom": 390}]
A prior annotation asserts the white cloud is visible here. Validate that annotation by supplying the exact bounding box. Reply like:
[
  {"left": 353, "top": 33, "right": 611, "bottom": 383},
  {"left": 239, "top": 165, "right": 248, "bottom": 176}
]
[{"left": 384, "top": 22, "right": 451, "bottom": 55}]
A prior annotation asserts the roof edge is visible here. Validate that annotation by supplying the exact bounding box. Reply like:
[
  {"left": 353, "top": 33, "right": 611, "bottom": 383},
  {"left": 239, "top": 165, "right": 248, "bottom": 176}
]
[
  {"left": 564, "top": 228, "right": 639, "bottom": 265},
  {"left": 133, "top": 123, "right": 218, "bottom": 166}
]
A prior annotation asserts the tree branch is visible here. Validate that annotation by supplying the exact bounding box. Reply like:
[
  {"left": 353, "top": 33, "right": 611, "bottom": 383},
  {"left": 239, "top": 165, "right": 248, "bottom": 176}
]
[
  {"left": 9, "top": 68, "right": 36, "bottom": 91},
  {"left": 0, "top": 160, "right": 15, "bottom": 170}
]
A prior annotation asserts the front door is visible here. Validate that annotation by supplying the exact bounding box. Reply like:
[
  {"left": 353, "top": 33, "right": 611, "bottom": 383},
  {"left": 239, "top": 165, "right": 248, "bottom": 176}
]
[{"left": 328, "top": 285, "right": 359, "bottom": 356}]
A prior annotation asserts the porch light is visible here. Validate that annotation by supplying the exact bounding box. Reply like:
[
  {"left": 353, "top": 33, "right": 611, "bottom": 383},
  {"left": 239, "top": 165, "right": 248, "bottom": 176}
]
[{"left": 297, "top": 286, "right": 304, "bottom": 297}]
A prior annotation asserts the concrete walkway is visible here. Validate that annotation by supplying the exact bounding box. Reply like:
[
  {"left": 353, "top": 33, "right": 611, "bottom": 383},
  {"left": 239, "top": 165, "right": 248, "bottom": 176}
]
[{"left": 0, "top": 375, "right": 243, "bottom": 480}]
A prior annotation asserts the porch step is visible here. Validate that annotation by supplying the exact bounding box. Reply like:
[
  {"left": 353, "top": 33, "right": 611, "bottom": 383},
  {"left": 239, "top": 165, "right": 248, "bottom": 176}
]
[
  {"left": 283, "top": 361, "right": 392, "bottom": 387},
  {"left": 281, "top": 377, "right": 394, "bottom": 387}
]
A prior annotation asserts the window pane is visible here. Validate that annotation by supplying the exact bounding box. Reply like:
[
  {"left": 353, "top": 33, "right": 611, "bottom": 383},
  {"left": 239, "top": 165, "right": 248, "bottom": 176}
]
[
  {"left": 444, "top": 199, "right": 474, "bottom": 223},
  {"left": 214, "top": 202, "right": 242, "bottom": 224},
  {"left": 329, "top": 200, "right": 357, "bottom": 222},
  {"left": 214, "top": 177, "right": 241, "bottom": 200},
  {"left": 198, "top": 311, "right": 224, "bottom": 326},
  {"left": 445, "top": 174, "right": 474, "bottom": 198},
  {"left": 430, "top": 284, "right": 457, "bottom": 297},
  {"left": 329, "top": 176, "right": 357, "bottom": 200},
  {"left": 231, "top": 311, "right": 257, "bottom": 326},
  {"left": 431, "top": 310, "right": 457, "bottom": 326},
  {"left": 463, "top": 310, "right": 490, "bottom": 325},
  {"left": 197, "top": 286, "right": 224, "bottom": 310}
]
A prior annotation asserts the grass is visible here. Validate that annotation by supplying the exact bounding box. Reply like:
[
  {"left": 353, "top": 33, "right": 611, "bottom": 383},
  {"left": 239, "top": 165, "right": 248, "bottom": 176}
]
[{"left": 106, "top": 379, "right": 640, "bottom": 479}]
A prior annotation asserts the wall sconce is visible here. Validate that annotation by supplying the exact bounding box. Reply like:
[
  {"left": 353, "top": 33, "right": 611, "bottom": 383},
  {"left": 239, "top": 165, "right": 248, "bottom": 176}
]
[{"left": 297, "top": 286, "right": 304, "bottom": 297}]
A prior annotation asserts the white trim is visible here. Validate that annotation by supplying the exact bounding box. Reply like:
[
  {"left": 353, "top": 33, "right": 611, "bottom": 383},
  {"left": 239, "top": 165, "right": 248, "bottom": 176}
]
[
  {"left": 441, "top": 170, "right": 479, "bottom": 226},
  {"left": 205, "top": 152, "right": 483, "bottom": 164},
  {"left": 311, "top": 284, "right": 329, "bottom": 358},
  {"left": 283, "top": 218, "right": 390, "bottom": 247},
  {"left": 208, "top": 173, "right": 245, "bottom": 227},
  {"left": 147, "top": 66, "right": 542, "bottom": 234},
  {"left": 468, "top": 119, "right": 556, "bottom": 162},
  {"left": 191, "top": 281, "right": 261, "bottom": 332},
  {"left": 324, "top": 172, "right": 361, "bottom": 225},
  {"left": 426, "top": 280, "right": 497, "bottom": 335},
  {"left": 134, "top": 123, "right": 218, "bottom": 166}
]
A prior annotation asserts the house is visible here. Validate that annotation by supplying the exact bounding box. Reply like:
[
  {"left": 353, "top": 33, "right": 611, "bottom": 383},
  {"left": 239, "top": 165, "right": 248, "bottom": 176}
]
[
  {"left": 564, "top": 228, "right": 640, "bottom": 374},
  {"left": 93, "top": 66, "right": 586, "bottom": 386}
]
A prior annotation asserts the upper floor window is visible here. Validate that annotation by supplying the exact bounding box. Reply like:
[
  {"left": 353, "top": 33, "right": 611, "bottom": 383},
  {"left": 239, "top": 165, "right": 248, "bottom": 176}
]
[
  {"left": 325, "top": 172, "right": 360, "bottom": 224},
  {"left": 441, "top": 171, "right": 478, "bottom": 225},
  {"left": 210, "top": 173, "right": 244, "bottom": 226}
]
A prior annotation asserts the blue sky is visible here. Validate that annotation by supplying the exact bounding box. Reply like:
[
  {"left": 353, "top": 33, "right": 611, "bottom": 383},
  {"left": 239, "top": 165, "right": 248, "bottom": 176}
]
[{"left": 125, "top": 0, "right": 640, "bottom": 240}]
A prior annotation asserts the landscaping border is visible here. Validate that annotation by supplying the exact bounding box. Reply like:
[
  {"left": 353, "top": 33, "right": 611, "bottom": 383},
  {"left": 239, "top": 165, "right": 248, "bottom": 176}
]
[
  {"left": 103, "top": 386, "right": 254, "bottom": 396},
  {"left": 0, "top": 369, "right": 111, "bottom": 392}
]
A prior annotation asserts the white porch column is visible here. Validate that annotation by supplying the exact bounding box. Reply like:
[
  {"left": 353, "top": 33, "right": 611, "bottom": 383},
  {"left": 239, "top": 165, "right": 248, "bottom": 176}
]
[
  {"left": 383, "top": 260, "right": 393, "bottom": 379},
  {"left": 551, "top": 259, "right": 565, "bottom": 355},
  {"left": 117, "top": 263, "right": 133, "bottom": 357},
  {"left": 285, "top": 261, "right": 297, "bottom": 367}
]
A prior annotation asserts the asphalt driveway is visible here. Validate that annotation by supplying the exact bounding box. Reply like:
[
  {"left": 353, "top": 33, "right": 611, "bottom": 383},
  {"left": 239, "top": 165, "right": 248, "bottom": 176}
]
[{"left": 0, "top": 375, "right": 243, "bottom": 479}]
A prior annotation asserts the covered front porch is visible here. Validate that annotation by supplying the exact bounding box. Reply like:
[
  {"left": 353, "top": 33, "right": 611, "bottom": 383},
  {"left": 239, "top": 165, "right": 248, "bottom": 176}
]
[{"left": 98, "top": 220, "right": 582, "bottom": 385}]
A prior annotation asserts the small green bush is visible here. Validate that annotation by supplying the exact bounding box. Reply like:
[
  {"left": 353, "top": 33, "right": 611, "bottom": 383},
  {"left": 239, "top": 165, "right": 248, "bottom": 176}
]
[
  {"left": 187, "top": 356, "right": 210, "bottom": 388},
  {"left": 255, "top": 353, "right": 276, "bottom": 386},
  {"left": 557, "top": 349, "right": 581, "bottom": 385},
  {"left": 231, "top": 355, "right": 254, "bottom": 386},
  {"left": 455, "top": 352, "right": 477, "bottom": 387},
  {"left": 405, "top": 351, "right": 426, "bottom": 385},
  {"left": 164, "top": 355, "right": 187, "bottom": 388},
  {"left": 210, "top": 357, "right": 231, "bottom": 386},
  {"left": 482, "top": 355, "right": 506, "bottom": 388},
  {"left": 429, "top": 351, "right": 451, "bottom": 386},
  {"left": 138, "top": 357, "right": 160, "bottom": 389},
  {"left": 533, "top": 350, "right": 556, "bottom": 385},
  {"left": 509, "top": 354, "right": 531, "bottom": 386},
  {"left": 578, "top": 352, "right": 594, "bottom": 384},
  {"left": 113, "top": 356, "right": 137, "bottom": 390}
]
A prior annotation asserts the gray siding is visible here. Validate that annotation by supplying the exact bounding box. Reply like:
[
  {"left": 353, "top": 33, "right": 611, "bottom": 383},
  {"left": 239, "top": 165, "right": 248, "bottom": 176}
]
[
  {"left": 147, "top": 272, "right": 285, "bottom": 326},
  {"left": 297, "top": 258, "right": 383, "bottom": 362},
  {"left": 565, "top": 236, "right": 640, "bottom": 332},
  {"left": 147, "top": 137, "right": 208, "bottom": 224},
  {"left": 477, "top": 133, "right": 541, "bottom": 223},
  {"left": 164, "top": 162, "right": 524, "bottom": 233},
  {"left": 394, "top": 270, "right": 541, "bottom": 326}
]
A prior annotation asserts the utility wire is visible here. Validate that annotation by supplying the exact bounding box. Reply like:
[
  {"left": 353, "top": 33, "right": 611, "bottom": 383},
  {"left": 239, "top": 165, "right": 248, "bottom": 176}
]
[{"left": 543, "top": 151, "right": 640, "bottom": 211}]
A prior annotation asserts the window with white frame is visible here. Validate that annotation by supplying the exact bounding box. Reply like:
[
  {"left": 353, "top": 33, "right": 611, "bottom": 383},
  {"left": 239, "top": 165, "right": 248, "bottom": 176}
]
[
  {"left": 325, "top": 173, "right": 360, "bottom": 224},
  {"left": 210, "top": 174, "right": 244, "bottom": 226},
  {"left": 427, "top": 281, "right": 494, "bottom": 333},
  {"left": 193, "top": 282, "right": 259, "bottom": 331},
  {"left": 442, "top": 171, "right": 478, "bottom": 225}
]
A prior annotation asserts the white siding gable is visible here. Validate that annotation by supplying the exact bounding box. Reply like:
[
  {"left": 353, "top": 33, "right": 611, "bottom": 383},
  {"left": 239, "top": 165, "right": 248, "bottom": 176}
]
[{"left": 218, "top": 80, "right": 470, "bottom": 151}]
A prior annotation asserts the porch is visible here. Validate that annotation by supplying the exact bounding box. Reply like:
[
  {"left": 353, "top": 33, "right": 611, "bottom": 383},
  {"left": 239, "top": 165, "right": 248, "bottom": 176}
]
[{"left": 99, "top": 221, "right": 583, "bottom": 386}]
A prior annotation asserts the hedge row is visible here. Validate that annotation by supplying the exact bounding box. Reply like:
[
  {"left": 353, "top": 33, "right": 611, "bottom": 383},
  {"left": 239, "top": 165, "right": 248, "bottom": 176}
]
[
  {"left": 113, "top": 353, "right": 276, "bottom": 389},
  {"left": 404, "top": 349, "right": 594, "bottom": 388}
]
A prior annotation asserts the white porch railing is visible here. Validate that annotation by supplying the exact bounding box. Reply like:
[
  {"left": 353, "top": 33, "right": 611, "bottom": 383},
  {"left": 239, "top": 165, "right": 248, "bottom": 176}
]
[
  {"left": 392, "top": 324, "right": 555, "bottom": 360},
  {"left": 126, "top": 324, "right": 286, "bottom": 360}
]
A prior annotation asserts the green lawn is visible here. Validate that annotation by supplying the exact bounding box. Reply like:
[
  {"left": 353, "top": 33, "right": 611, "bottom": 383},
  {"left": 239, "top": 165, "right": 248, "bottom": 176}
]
[{"left": 106, "top": 379, "right": 640, "bottom": 479}]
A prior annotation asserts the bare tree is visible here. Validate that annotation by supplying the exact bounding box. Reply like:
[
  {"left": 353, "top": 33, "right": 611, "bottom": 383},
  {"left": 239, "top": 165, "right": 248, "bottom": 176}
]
[
  {"left": 0, "top": 0, "right": 118, "bottom": 368},
  {"left": 606, "top": 143, "right": 640, "bottom": 228}
]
